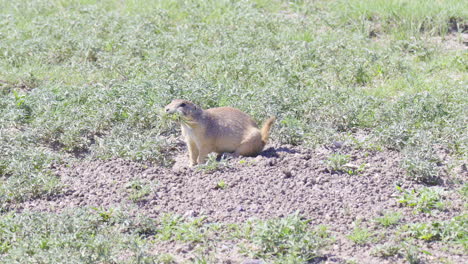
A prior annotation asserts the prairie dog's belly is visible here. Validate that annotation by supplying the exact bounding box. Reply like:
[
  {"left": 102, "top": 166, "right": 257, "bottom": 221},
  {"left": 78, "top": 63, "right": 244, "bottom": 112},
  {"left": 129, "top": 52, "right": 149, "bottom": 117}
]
[
  {"left": 213, "top": 136, "right": 242, "bottom": 153},
  {"left": 181, "top": 124, "right": 200, "bottom": 145}
]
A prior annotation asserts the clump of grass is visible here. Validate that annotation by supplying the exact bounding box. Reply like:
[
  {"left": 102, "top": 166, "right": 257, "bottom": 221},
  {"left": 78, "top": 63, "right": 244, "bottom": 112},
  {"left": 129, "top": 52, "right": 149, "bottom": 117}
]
[
  {"left": 403, "top": 214, "right": 467, "bottom": 243},
  {"left": 0, "top": 135, "right": 63, "bottom": 205},
  {"left": 374, "top": 211, "right": 403, "bottom": 227},
  {"left": 325, "top": 153, "right": 350, "bottom": 173},
  {"left": 396, "top": 186, "right": 445, "bottom": 213},
  {"left": 401, "top": 146, "right": 441, "bottom": 184},
  {"left": 370, "top": 242, "right": 402, "bottom": 258},
  {"left": 276, "top": 116, "right": 307, "bottom": 146},
  {"left": 403, "top": 243, "right": 422, "bottom": 264},
  {"left": 243, "top": 214, "right": 330, "bottom": 263},
  {"left": 90, "top": 124, "right": 175, "bottom": 166},
  {"left": 347, "top": 222, "right": 374, "bottom": 245},
  {"left": 162, "top": 109, "right": 191, "bottom": 125},
  {"left": 196, "top": 153, "right": 230, "bottom": 173},
  {"left": 126, "top": 179, "right": 154, "bottom": 202},
  {"left": 156, "top": 214, "right": 207, "bottom": 243}
]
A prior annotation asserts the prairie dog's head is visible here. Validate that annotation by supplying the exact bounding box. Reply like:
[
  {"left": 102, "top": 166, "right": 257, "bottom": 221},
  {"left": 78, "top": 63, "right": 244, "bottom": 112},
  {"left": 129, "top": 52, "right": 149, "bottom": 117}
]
[{"left": 164, "top": 99, "right": 201, "bottom": 118}]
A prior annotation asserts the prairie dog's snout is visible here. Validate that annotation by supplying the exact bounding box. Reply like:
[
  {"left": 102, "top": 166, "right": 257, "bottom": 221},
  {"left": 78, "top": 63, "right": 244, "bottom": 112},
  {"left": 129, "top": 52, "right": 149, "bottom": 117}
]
[
  {"left": 165, "top": 101, "right": 184, "bottom": 114},
  {"left": 165, "top": 100, "right": 199, "bottom": 117},
  {"left": 164, "top": 99, "right": 275, "bottom": 166}
]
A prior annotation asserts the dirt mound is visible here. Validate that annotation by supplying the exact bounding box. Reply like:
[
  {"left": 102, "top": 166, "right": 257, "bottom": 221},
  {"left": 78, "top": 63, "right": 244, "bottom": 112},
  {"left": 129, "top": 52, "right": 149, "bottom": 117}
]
[
  {"left": 14, "top": 143, "right": 466, "bottom": 263},
  {"left": 16, "top": 144, "right": 402, "bottom": 223}
]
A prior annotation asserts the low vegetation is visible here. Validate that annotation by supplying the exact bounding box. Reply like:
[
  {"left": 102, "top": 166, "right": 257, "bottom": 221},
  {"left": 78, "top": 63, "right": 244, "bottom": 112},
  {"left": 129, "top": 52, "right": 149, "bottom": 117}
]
[
  {"left": 403, "top": 214, "right": 467, "bottom": 244},
  {"left": 243, "top": 214, "right": 331, "bottom": 262},
  {"left": 347, "top": 222, "right": 374, "bottom": 245},
  {"left": 325, "top": 153, "right": 350, "bottom": 173},
  {"left": 374, "top": 211, "right": 403, "bottom": 227},
  {"left": 396, "top": 186, "right": 446, "bottom": 213},
  {"left": 0, "top": 209, "right": 331, "bottom": 263},
  {"left": 126, "top": 179, "right": 154, "bottom": 202}
]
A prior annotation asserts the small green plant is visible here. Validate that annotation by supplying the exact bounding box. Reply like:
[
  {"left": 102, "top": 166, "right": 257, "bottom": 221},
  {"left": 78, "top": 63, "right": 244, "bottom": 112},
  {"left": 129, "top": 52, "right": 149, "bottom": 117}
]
[
  {"left": 396, "top": 186, "right": 445, "bottom": 213},
  {"left": 156, "top": 214, "right": 207, "bottom": 243},
  {"left": 196, "top": 153, "right": 229, "bottom": 173},
  {"left": 326, "top": 153, "right": 350, "bottom": 172},
  {"left": 347, "top": 222, "right": 373, "bottom": 245},
  {"left": 92, "top": 207, "right": 114, "bottom": 223},
  {"left": 374, "top": 211, "right": 403, "bottom": 227},
  {"left": 126, "top": 180, "right": 153, "bottom": 202},
  {"left": 277, "top": 117, "right": 307, "bottom": 145},
  {"left": 0, "top": 240, "right": 12, "bottom": 254},
  {"left": 215, "top": 180, "right": 227, "bottom": 190},
  {"left": 403, "top": 243, "right": 422, "bottom": 264}
]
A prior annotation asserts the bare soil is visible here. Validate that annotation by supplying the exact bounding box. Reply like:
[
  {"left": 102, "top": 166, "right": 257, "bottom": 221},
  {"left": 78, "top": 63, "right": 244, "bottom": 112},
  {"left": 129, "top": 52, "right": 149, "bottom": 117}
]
[{"left": 13, "top": 142, "right": 467, "bottom": 263}]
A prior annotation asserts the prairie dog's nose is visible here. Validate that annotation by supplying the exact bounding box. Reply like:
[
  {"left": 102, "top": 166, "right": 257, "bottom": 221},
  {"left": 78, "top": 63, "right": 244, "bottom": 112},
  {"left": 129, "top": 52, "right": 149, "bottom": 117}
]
[{"left": 165, "top": 107, "right": 170, "bottom": 112}]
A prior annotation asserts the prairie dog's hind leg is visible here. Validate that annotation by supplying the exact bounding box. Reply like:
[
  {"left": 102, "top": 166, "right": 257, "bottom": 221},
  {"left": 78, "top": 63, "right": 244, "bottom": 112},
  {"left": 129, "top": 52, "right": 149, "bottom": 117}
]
[{"left": 234, "top": 130, "right": 264, "bottom": 157}]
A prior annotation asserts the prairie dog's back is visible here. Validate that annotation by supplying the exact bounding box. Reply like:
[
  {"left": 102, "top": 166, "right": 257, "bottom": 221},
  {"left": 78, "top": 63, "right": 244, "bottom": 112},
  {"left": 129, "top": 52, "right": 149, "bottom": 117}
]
[
  {"left": 205, "top": 106, "right": 257, "bottom": 134},
  {"left": 204, "top": 107, "right": 258, "bottom": 150}
]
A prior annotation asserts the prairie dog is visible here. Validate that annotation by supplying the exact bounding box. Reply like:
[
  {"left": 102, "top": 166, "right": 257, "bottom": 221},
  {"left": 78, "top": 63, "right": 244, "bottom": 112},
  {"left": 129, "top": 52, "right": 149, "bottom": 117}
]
[{"left": 165, "top": 99, "right": 275, "bottom": 166}]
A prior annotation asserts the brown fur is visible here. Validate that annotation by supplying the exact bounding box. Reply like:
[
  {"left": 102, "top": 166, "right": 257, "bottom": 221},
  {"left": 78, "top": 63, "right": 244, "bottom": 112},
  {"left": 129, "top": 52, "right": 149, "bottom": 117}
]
[{"left": 165, "top": 99, "right": 275, "bottom": 166}]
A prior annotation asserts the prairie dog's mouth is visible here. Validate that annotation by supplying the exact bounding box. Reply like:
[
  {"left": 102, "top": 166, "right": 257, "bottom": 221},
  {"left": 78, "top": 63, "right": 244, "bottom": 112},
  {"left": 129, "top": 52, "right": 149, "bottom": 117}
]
[
  {"left": 165, "top": 107, "right": 177, "bottom": 114},
  {"left": 165, "top": 111, "right": 190, "bottom": 124}
]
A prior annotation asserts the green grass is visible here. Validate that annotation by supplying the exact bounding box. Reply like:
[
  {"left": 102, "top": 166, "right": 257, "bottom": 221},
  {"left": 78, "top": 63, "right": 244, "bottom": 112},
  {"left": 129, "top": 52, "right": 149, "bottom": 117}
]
[
  {"left": 371, "top": 242, "right": 403, "bottom": 258},
  {"left": 0, "top": 0, "right": 467, "bottom": 261},
  {"left": 326, "top": 153, "right": 350, "bottom": 172},
  {"left": 375, "top": 211, "right": 403, "bottom": 227},
  {"left": 401, "top": 145, "right": 442, "bottom": 184},
  {"left": 397, "top": 186, "right": 446, "bottom": 213},
  {"left": 126, "top": 179, "right": 154, "bottom": 202},
  {"left": 347, "top": 222, "right": 375, "bottom": 245},
  {"left": 402, "top": 213, "right": 467, "bottom": 247},
  {"left": 0, "top": 209, "right": 330, "bottom": 263},
  {"left": 242, "top": 214, "right": 331, "bottom": 263},
  {"left": 0, "top": 208, "right": 159, "bottom": 263},
  {"left": 327, "top": 0, "right": 467, "bottom": 37}
]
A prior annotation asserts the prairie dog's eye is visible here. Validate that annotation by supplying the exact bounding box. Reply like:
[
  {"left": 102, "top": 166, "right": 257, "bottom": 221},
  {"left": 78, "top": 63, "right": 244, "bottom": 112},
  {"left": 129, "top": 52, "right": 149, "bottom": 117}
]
[{"left": 180, "top": 103, "right": 186, "bottom": 107}]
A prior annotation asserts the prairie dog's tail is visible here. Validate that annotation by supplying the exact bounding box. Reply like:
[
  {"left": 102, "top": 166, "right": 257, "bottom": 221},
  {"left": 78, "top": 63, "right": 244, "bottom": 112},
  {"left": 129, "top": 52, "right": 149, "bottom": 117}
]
[{"left": 260, "top": 116, "right": 276, "bottom": 145}]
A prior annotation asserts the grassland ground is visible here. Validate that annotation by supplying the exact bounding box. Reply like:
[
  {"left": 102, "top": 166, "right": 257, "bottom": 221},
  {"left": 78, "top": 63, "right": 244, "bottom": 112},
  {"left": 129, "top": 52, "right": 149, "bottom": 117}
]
[
  {"left": 8, "top": 143, "right": 467, "bottom": 263},
  {"left": 1, "top": 0, "right": 467, "bottom": 263}
]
